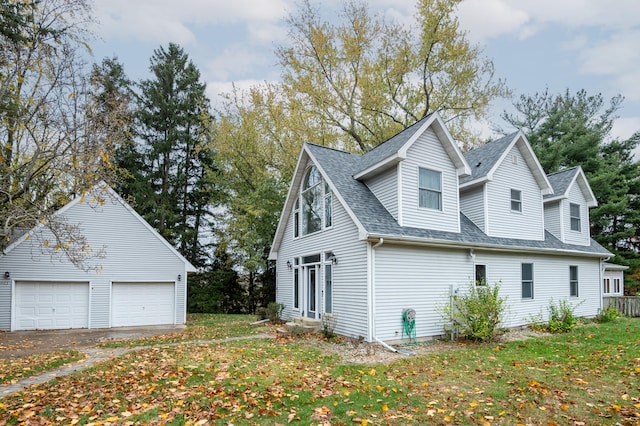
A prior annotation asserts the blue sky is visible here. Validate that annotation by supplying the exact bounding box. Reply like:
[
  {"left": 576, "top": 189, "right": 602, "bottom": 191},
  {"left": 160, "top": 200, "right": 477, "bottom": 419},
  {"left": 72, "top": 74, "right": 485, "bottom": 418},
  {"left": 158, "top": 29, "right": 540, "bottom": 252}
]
[{"left": 90, "top": 0, "right": 640, "bottom": 148}]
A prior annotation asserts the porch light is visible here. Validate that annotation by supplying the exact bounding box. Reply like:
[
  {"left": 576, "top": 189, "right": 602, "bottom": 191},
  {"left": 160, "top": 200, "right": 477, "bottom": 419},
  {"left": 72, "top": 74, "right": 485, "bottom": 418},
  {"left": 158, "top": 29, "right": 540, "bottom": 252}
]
[
  {"left": 287, "top": 260, "right": 292, "bottom": 269},
  {"left": 177, "top": 274, "right": 182, "bottom": 282},
  {"left": 3, "top": 271, "right": 9, "bottom": 279},
  {"left": 332, "top": 257, "right": 338, "bottom": 265}
]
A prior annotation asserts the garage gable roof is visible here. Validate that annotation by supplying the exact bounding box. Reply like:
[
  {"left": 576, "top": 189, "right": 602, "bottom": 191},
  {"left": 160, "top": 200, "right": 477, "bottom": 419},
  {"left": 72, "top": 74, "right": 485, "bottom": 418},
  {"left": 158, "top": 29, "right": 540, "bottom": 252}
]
[{"left": 3, "top": 183, "right": 197, "bottom": 272}]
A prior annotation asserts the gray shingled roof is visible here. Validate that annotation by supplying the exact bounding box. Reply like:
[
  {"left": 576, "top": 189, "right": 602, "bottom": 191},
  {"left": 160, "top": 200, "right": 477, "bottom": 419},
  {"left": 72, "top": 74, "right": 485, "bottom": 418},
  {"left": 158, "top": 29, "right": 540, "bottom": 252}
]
[
  {"left": 460, "top": 132, "right": 517, "bottom": 185},
  {"left": 545, "top": 167, "right": 579, "bottom": 199},
  {"left": 307, "top": 143, "right": 610, "bottom": 257},
  {"left": 355, "top": 113, "right": 433, "bottom": 174}
]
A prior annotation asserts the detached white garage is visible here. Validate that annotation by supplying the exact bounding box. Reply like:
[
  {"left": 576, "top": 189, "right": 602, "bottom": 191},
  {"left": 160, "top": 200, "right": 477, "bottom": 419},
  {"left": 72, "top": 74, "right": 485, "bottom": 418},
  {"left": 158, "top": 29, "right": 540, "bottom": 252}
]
[{"left": 0, "top": 185, "right": 196, "bottom": 331}]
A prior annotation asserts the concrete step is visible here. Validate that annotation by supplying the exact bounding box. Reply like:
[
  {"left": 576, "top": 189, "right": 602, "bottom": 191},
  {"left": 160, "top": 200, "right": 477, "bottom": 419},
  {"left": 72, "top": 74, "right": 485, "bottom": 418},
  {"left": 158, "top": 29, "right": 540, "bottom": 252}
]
[{"left": 285, "top": 319, "right": 322, "bottom": 334}]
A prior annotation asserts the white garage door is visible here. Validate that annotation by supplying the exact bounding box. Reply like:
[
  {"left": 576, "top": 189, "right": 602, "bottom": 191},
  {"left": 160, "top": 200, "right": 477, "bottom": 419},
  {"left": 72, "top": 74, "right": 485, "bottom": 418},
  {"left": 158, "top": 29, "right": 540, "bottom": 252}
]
[
  {"left": 15, "top": 281, "right": 89, "bottom": 331},
  {"left": 112, "top": 282, "right": 175, "bottom": 327}
]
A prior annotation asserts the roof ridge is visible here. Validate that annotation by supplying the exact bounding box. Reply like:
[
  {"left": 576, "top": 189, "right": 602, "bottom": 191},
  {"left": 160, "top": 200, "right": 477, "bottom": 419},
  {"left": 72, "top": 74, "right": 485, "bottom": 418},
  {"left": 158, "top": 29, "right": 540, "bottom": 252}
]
[
  {"left": 363, "top": 112, "right": 433, "bottom": 155},
  {"left": 546, "top": 165, "right": 580, "bottom": 176},
  {"left": 305, "top": 142, "right": 359, "bottom": 156}
]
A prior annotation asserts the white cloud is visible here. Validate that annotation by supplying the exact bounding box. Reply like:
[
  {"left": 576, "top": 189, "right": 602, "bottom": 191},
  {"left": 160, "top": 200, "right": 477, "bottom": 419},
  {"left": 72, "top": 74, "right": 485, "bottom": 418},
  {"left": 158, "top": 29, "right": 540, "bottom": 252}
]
[
  {"left": 612, "top": 116, "right": 640, "bottom": 141},
  {"left": 457, "top": 0, "right": 530, "bottom": 43},
  {"left": 204, "top": 46, "right": 269, "bottom": 81},
  {"left": 93, "top": 0, "right": 290, "bottom": 44}
]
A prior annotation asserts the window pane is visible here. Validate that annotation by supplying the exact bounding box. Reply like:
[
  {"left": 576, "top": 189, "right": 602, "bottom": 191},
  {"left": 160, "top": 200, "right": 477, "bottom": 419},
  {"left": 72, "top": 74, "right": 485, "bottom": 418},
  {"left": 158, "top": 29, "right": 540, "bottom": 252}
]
[
  {"left": 325, "top": 264, "right": 332, "bottom": 313},
  {"left": 294, "top": 211, "right": 299, "bottom": 238},
  {"left": 419, "top": 168, "right": 441, "bottom": 191},
  {"left": 570, "top": 266, "right": 578, "bottom": 281},
  {"left": 475, "top": 264, "right": 486, "bottom": 286},
  {"left": 522, "top": 282, "right": 532, "bottom": 299},
  {"left": 522, "top": 263, "right": 533, "bottom": 281},
  {"left": 522, "top": 263, "right": 533, "bottom": 299},
  {"left": 570, "top": 203, "right": 581, "bottom": 231},
  {"left": 302, "top": 254, "right": 321, "bottom": 264},
  {"left": 325, "top": 194, "right": 332, "bottom": 227},
  {"left": 309, "top": 269, "right": 316, "bottom": 311},
  {"left": 293, "top": 269, "right": 299, "bottom": 309},
  {"left": 302, "top": 185, "right": 322, "bottom": 234},
  {"left": 303, "top": 166, "right": 321, "bottom": 189},
  {"left": 511, "top": 189, "right": 522, "bottom": 212}
]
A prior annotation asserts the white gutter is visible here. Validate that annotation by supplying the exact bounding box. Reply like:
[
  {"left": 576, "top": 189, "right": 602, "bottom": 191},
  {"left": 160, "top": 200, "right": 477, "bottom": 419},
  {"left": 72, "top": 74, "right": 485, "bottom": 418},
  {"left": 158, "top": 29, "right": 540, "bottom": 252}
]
[{"left": 366, "top": 234, "right": 609, "bottom": 259}]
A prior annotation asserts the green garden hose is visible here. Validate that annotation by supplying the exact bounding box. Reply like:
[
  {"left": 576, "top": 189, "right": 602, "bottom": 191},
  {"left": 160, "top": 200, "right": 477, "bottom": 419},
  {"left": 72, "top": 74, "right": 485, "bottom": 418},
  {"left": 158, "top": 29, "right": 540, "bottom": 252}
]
[{"left": 402, "top": 308, "right": 417, "bottom": 345}]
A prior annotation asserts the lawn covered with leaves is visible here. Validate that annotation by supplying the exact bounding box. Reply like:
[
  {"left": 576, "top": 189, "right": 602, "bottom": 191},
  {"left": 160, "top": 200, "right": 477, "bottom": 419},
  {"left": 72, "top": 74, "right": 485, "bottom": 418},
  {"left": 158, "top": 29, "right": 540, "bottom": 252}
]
[
  {"left": 99, "top": 314, "right": 271, "bottom": 348},
  {"left": 0, "top": 351, "right": 84, "bottom": 385},
  {"left": 1, "top": 318, "right": 639, "bottom": 425}
]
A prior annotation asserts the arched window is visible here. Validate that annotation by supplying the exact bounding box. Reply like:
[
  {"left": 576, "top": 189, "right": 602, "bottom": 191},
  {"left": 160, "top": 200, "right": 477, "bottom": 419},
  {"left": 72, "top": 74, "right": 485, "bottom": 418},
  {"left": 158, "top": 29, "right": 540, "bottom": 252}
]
[{"left": 302, "top": 166, "right": 323, "bottom": 235}]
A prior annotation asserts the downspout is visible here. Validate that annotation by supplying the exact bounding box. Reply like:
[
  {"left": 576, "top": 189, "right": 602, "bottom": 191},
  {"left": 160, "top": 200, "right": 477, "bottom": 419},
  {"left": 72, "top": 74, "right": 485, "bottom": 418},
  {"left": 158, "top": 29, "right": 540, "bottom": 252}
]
[{"left": 371, "top": 238, "right": 413, "bottom": 355}]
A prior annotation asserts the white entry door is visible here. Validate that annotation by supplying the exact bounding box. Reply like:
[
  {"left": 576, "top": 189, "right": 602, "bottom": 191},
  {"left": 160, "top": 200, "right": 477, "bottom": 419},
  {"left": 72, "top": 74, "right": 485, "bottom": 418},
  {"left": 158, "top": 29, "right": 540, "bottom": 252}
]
[
  {"left": 15, "top": 281, "right": 89, "bottom": 331},
  {"left": 304, "top": 265, "right": 319, "bottom": 319},
  {"left": 111, "top": 282, "right": 175, "bottom": 327}
]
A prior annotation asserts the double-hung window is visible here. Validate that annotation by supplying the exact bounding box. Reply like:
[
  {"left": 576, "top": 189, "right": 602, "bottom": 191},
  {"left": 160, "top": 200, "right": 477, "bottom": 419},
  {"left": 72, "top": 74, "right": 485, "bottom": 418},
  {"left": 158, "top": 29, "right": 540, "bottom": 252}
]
[
  {"left": 522, "top": 263, "right": 533, "bottom": 299},
  {"left": 569, "top": 265, "right": 579, "bottom": 297},
  {"left": 511, "top": 189, "right": 522, "bottom": 212},
  {"left": 419, "top": 168, "right": 442, "bottom": 210},
  {"left": 570, "top": 203, "right": 581, "bottom": 231}
]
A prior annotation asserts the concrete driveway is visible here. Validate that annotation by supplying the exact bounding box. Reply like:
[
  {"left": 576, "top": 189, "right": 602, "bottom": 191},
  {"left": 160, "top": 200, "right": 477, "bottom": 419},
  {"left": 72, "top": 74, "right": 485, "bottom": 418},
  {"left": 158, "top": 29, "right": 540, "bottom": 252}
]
[{"left": 0, "top": 325, "right": 185, "bottom": 359}]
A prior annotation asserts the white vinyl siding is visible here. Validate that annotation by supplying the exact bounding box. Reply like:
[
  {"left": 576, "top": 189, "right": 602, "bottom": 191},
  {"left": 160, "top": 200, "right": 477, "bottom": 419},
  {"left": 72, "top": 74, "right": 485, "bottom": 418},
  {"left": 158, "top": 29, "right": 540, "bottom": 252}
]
[
  {"left": 0, "top": 193, "right": 189, "bottom": 331},
  {"left": 276, "top": 190, "right": 368, "bottom": 339},
  {"left": 460, "top": 185, "right": 486, "bottom": 231},
  {"left": 473, "top": 251, "right": 600, "bottom": 328},
  {"left": 0, "top": 281, "right": 10, "bottom": 330},
  {"left": 365, "top": 165, "right": 398, "bottom": 220},
  {"left": 486, "top": 145, "right": 545, "bottom": 240},
  {"left": 564, "top": 184, "right": 590, "bottom": 246},
  {"left": 373, "top": 247, "right": 602, "bottom": 341},
  {"left": 544, "top": 200, "right": 562, "bottom": 240},
  {"left": 400, "top": 128, "right": 460, "bottom": 232},
  {"left": 374, "top": 245, "right": 471, "bottom": 341}
]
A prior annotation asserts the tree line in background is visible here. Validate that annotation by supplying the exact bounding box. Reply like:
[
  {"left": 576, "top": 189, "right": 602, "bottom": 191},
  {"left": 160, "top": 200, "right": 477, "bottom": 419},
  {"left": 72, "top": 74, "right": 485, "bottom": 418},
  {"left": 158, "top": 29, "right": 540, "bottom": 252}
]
[{"left": 1, "top": 0, "right": 638, "bottom": 314}]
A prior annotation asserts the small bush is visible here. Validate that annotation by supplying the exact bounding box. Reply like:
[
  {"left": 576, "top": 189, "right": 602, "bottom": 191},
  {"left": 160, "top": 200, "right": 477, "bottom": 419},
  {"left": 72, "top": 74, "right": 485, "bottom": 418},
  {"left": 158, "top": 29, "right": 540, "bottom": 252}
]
[
  {"left": 266, "top": 302, "right": 285, "bottom": 323},
  {"left": 255, "top": 307, "right": 268, "bottom": 321},
  {"left": 321, "top": 314, "right": 338, "bottom": 339},
  {"left": 547, "top": 299, "right": 579, "bottom": 333},
  {"left": 443, "top": 281, "right": 507, "bottom": 342},
  {"left": 596, "top": 305, "right": 621, "bottom": 323},
  {"left": 528, "top": 312, "right": 547, "bottom": 332}
]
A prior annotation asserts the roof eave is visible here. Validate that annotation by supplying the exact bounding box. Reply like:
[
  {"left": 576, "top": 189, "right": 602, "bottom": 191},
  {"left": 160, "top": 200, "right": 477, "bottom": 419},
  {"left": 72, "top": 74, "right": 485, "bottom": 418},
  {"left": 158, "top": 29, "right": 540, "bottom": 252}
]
[
  {"left": 365, "top": 233, "right": 610, "bottom": 258},
  {"left": 353, "top": 154, "right": 402, "bottom": 180}
]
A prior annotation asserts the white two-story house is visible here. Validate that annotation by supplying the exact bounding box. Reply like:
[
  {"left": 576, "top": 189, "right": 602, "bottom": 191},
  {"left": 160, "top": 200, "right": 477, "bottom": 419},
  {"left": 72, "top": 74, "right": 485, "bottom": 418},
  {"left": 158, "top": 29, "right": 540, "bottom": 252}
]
[{"left": 269, "top": 112, "right": 611, "bottom": 342}]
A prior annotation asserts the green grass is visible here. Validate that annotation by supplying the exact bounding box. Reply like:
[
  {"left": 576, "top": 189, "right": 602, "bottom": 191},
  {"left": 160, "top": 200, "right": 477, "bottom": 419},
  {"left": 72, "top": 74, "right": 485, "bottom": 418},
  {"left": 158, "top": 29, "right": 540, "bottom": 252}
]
[
  {"left": 1, "top": 317, "right": 639, "bottom": 425},
  {"left": 0, "top": 350, "right": 84, "bottom": 385},
  {"left": 98, "top": 313, "right": 271, "bottom": 348}
]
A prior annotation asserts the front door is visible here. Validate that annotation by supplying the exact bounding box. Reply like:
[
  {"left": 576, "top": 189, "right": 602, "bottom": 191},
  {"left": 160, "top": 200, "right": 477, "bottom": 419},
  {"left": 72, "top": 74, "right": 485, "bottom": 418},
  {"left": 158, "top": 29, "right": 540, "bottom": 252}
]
[{"left": 305, "top": 265, "right": 319, "bottom": 319}]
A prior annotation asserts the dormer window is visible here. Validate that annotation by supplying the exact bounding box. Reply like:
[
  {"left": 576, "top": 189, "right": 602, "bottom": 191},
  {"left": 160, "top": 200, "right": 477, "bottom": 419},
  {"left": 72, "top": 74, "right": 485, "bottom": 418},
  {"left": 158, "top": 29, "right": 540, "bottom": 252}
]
[
  {"left": 419, "top": 168, "right": 442, "bottom": 210},
  {"left": 510, "top": 189, "right": 522, "bottom": 212},
  {"left": 570, "top": 203, "right": 581, "bottom": 231},
  {"left": 300, "top": 166, "right": 332, "bottom": 236}
]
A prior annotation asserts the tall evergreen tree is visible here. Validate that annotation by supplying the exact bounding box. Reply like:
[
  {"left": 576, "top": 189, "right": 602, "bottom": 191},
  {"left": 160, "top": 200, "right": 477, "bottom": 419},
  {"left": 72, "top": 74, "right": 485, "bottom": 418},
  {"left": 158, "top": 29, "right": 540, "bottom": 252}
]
[{"left": 118, "top": 43, "right": 217, "bottom": 268}]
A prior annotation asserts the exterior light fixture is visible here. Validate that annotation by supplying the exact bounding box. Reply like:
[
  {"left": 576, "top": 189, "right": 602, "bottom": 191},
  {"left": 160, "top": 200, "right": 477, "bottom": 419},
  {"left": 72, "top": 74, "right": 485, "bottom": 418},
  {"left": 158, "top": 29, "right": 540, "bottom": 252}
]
[
  {"left": 332, "top": 257, "right": 338, "bottom": 265},
  {"left": 3, "top": 271, "right": 9, "bottom": 279},
  {"left": 286, "top": 260, "right": 292, "bottom": 269},
  {"left": 177, "top": 274, "right": 182, "bottom": 282}
]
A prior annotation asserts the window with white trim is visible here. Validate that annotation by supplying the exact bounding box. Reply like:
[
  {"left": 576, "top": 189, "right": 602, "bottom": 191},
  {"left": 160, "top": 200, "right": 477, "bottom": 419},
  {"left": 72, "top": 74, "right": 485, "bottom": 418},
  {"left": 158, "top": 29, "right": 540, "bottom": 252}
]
[
  {"left": 569, "top": 265, "right": 578, "bottom": 297},
  {"left": 522, "top": 263, "right": 533, "bottom": 299},
  {"left": 614, "top": 278, "right": 621, "bottom": 294},
  {"left": 511, "top": 189, "right": 522, "bottom": 212},
  {"left": 299, "top": 166, "right": 332, "bottom": 236},
  {"left": 475, "top": 264, "right": 487, "bottom": 286},
  {"left": 603, "top": 278, "right": 611, "bottom": 294},
  {"left": 570, "top": 203, "right": 581, "bottom": 232},
  {"left": 293, "top": 198, "right": 300, "bottom": 238},
  {"left": 419, "top": 168, "right": 442, "bottom": 210}
]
